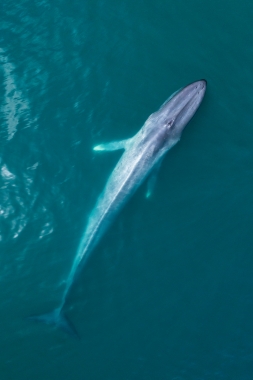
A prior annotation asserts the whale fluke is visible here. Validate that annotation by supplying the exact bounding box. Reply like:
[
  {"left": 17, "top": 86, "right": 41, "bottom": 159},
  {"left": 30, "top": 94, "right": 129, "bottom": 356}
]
[{"left": 28, "top": 308, "right": 79, "bottom": 338}]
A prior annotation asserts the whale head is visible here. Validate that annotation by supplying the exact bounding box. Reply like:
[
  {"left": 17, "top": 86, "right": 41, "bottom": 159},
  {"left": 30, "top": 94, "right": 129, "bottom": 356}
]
[
  {"left": 143, "top": 80, "right": 207, "bottom": 148},
  {"left": 158, "top": 79, "right": 207, "bottom": 138}
]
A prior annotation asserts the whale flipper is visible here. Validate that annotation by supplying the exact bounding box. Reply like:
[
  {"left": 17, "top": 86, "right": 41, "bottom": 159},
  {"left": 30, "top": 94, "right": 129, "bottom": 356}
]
[
  {"left": 28, "top": 308, "right": 79, "bottom": 338},
  {"left": 146, "top": 159, "right": 163, "bottom": 198},
  {"left": 93, "top": 138, "right": 132, "bottom": 152}
]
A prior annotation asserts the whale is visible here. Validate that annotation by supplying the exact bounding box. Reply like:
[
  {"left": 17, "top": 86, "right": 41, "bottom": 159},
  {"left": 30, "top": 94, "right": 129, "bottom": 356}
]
[{"left": 29, "top": 79, "right": 207, "bottom": 336}]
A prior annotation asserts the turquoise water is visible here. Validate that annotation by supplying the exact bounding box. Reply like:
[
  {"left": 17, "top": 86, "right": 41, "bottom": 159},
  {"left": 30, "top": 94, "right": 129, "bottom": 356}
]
[{"left": 1, "top": 0, "right": 253, "bottom": 379}]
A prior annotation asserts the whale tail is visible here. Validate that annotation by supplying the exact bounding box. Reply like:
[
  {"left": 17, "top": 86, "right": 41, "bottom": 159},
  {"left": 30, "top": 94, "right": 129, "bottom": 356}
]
[{"left": 28, "top": 308, "right": 79, "bottom": 338}]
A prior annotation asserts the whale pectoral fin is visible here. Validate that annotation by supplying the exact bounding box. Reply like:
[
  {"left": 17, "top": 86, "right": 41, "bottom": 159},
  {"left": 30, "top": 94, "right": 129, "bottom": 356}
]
[
  {"left": 146, "top": 172, "right": 158, "bottom": 199},
  {"left": 93, "top": 139, "right": 131, "bottom": 152},
  {"left": 145, "top": 159, "right": 163, "bottom": 199}
]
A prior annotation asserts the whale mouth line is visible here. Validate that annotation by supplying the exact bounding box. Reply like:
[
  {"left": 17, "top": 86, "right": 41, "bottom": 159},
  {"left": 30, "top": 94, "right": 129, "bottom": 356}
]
[{"left": 174, "top": 90, "right": 202, "bottom": 121}]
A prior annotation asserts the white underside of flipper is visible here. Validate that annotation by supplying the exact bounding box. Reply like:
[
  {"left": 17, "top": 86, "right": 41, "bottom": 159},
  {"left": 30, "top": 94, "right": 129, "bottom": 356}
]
[
  {"left": 93, "top": 138, "right": 132, "bottom": 152},
  {"left": 145, "top": 158, "right": 164, "bottom": 198}
]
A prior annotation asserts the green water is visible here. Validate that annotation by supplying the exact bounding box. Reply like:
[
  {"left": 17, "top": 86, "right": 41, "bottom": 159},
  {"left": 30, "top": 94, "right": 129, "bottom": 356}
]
[{"left": 1, "top": 0, "right": 253, "bottom": 379}]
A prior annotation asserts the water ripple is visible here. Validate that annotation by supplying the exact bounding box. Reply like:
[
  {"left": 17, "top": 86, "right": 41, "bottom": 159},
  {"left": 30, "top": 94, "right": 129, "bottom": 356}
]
[{"left": 0, "top": 48, "right": 32, "bottom": 140}]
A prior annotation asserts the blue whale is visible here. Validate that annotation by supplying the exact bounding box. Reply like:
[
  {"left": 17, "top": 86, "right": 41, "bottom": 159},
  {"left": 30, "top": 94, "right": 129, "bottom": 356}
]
[{"left": 30, "top": 80, "right": 207, "bottom": 336}]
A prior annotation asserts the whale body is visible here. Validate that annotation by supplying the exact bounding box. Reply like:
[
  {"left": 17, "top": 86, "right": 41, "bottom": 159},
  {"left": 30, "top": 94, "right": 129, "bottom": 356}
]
[{"left": 30, "top": 80, "right": 207, "bottom": 336}]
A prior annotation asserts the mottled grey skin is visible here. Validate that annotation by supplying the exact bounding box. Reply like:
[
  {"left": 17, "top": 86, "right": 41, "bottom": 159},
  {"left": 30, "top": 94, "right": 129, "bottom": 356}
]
[{"left": 30, "top": 80, "right": 207, "bottom": 336}]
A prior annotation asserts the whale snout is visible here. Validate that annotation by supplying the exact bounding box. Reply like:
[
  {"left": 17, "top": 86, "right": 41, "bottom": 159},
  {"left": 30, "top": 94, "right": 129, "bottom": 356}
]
[{"left": 198, "top": 79, "right": 207, "bottom": 91}]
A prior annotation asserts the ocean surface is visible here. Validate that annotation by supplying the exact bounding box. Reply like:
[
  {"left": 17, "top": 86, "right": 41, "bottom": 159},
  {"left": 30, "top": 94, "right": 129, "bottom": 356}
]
[{"left": 1, "top": 1, "right": 253, "bottom": 379}]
